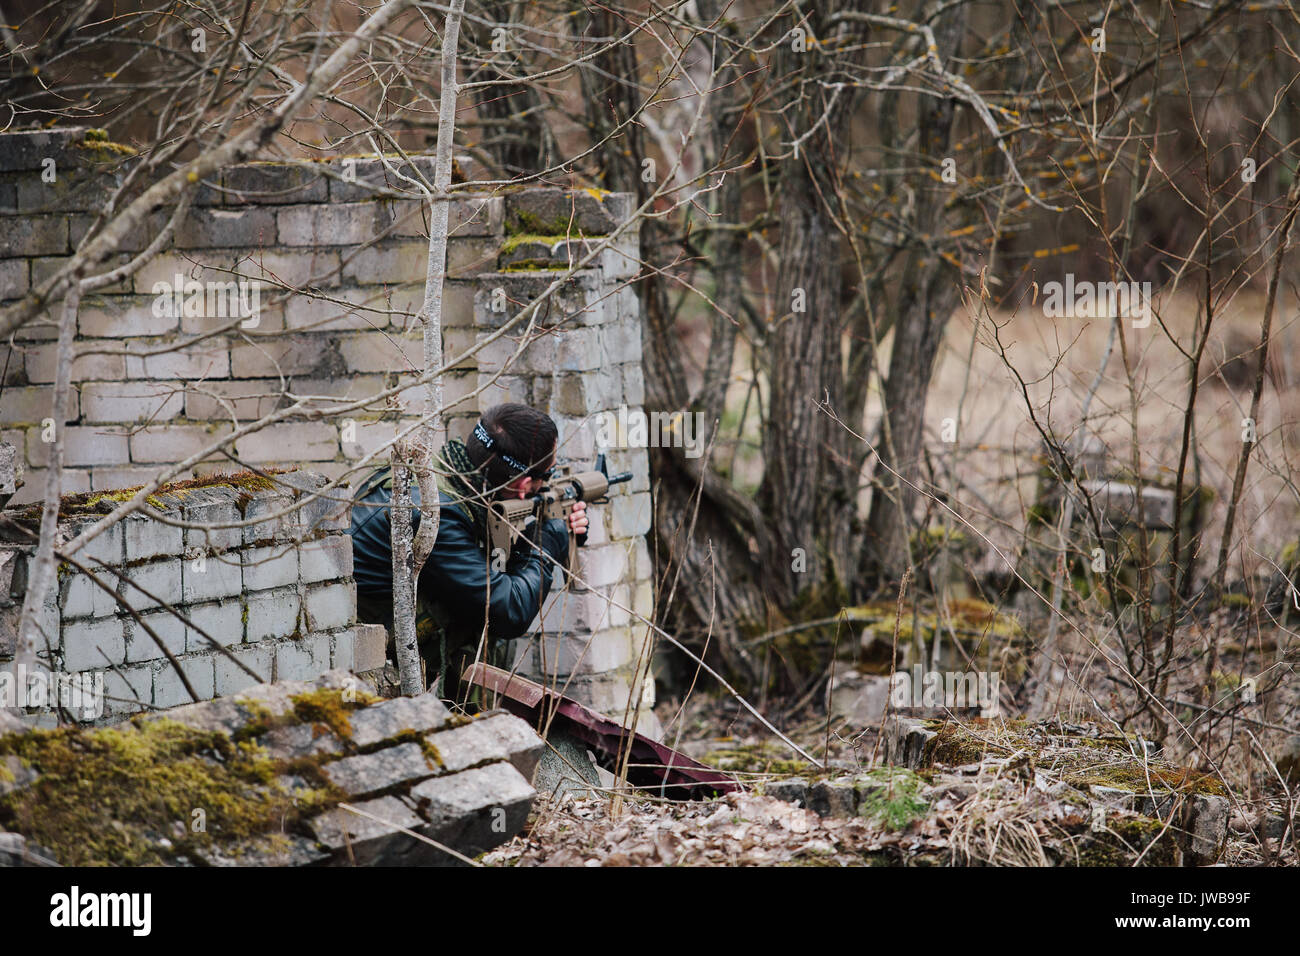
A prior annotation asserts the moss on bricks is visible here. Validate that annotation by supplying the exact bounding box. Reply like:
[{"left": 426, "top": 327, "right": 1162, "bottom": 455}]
[
  {"left": 6, "top": 468, "right": 289, "bottom": 526},
  {"left": 74, "top": 128, "right": 136, "bottom": 161},
  {"left": 290, "top": 687, "right": 378, "bottom": 740},
  {"left": 0, "top": 717, "right": 341, "bottom": 866}
]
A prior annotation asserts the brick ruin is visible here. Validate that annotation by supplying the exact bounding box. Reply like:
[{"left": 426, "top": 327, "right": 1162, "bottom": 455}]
[
  {"left": 0, "top": 126, "right": 657, "bottom": 730},
  {"left": 0, "top": 471, "right": 362, "bottom": 723},
  {"left": 0, "top": 670, "right": 546, "bottom": 865}
]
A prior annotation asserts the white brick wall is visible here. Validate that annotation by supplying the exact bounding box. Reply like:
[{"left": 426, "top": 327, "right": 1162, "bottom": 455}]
[
  {"left": 1, "top": 474, "right": 357, "bottom": 724},
  {"left": 0, "top": 131, "right": 652, "bottom": 725}
]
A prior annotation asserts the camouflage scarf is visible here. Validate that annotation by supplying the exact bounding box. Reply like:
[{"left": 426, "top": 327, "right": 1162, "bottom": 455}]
[{"left": 437, "top": 438, "right": 491, "bottom": 546}]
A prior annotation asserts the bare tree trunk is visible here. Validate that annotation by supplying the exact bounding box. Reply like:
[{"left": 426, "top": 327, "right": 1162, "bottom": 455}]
[
  {"left": 389, "top": 455, "right": 424, "bottom": 695},
  {"left": 861, "top": 3, "right": 968, "bottom": 585},
  {"left": 12, "top": 284, "right": 80, "bottom": 680},
  {"left": 756, "top": 6, "right": 865, "bottom": 605},
  {"left": 390, "top": 0, "right": 465, "bottom": 697}
]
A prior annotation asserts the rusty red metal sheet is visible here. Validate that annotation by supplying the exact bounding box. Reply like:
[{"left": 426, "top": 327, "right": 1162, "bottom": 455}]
[{"left": 463, "top": 663, "right": 739, "bottom": 800}]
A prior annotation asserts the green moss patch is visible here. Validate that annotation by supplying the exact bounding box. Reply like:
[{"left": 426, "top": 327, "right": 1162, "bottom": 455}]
[
  {"left": 856, "top": 768, "right": 930, "bottom": 830},
  {"left": 701, "top": 741, "right": 821, "bottom": 779},
  {"left": 0, "top": 717, "right": 340, "bottom": 866},
  {"left": 7, "top": 468, "right": 288, "bottom": 526},
  {"left": 290, "top": 687, "right": 378, "bottom": 739},
  {"left": 924, "top": 718, "right": 1226, "bottom": 797}
]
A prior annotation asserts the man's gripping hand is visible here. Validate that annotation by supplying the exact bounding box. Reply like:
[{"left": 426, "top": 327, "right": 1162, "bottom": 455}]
[{"left": 567, "top": 500, "right": 589, "bottom": 536}]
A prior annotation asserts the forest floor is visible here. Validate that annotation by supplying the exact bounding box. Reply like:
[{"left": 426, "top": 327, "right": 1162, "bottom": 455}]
[{"left": 485, "top": 627, "right": 1298, "bottom": 867}]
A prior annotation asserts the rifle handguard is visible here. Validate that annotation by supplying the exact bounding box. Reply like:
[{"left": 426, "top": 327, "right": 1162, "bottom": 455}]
[{"left": 485, "top": 454, "right": 634, "bottom": 577}]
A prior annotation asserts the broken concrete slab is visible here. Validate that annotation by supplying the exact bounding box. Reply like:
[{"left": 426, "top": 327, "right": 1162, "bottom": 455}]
[
  {"left": 0, "top": 669, "right": 542, "bottom": 865},
  {"left": 411, "top": 761, "right": 537, "bottom": 856}
]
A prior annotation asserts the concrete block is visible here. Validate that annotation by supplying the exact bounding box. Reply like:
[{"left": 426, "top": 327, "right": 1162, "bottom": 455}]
[
  {"left": 130, "top": 252, "right": 236, "bottom": 293},
  {"left": 184, "top": 600, "right": 243, "bottom": 650},
  {"left": 304, "top": 581, "right": 354, "bottom": 632},
  {"left": 336, "top": 330, "right": 422, "bottom": 373},
  {"left": 176, "top": 205, "right": 277, "bottom": 249},
  {"left": 181, "top": 551, "right": 243, "bottom": 603},
  {"left": 0, "top": 258, "right": 28, "bottom": 299},
  {"left": 536, "top": 586, "right": 622, "bottom": 634},
  {"left": 23, "top": 340, "right": 127, "bottom": 383},
  {"left": 124, "top": 339, "right": 230, "bottom": 380},
  {"left": 348, "top": 693, "right": 451, "bottom": 748},
  {"left": 183, "top": 378, "right": 283, "bottom": 421},
  {"left": 284, "top": 285, "right": 421, "bottom": 332},
  {"left": 576, "top": 542, "right": 630, "bottom": 589},
  {"left": 6, "top": 467, "right": 89, "bottom": 506},
  {"left": 0, "top": 216, "right": 68, "bottom": 257},
  {"left": 322, "top": 741, "right": 440, "bottom": 798},
  {"left": 62, "top": 616, "right": 127, "bottom": 670},
  {"left": 242, "top": 545, "right": 299, "bottom": 589},
  {"left": 354, "top": 623, "right": 388, "bottom": 672},
  {"left": 473, "top": 713, "right": 546, "bottom": 781},
  {"left": 299, "top": 534, "right": 352, "bottom": 584},
  {"left": 279, "top": 472, "right": 352, "bottom": 535},
  {"left": 0, "top": 385, "right": 79, "bottom": 424},
  {"left": 327, "top": 154, "right": 437, "bottom": 202},
  {"left": 129, "top": 423, "right": 230, "bottom": 464},
  {"left": 633, "top": 580, "right": 654, "bottom": 621},
  {"left": 517, "top": 626, "right": 634, "bottom": 677},
  {"left": 609, "top": 491, "right": 652, "bottom": 539},
  {"left": 433, "top": 280, "right": 476, "bottom": 331},
  {"left": 120, "top": 559, "right": 181, "bottom": 613},
  {"left": 213, "top": 642, "right": 273, "bottom": 697},
  {"left": 410, "top": 761, "right": 535, "bottom": 854},
  {"left": 102, "top": 662, "right": 153, "bottom": 717},
  {"left": 152, "top": 654, "right": 216, "bottom": 708},
  {"left": 330, "top": 628, "right": 355, "bottom": 671},
  {"left": 234, "top": 423, "right": 338, "bottom": 463},
  {"left": 87, "top": 467, "right": 157, "bottom": 493},
  {"left": 278, "top": 203, "right": 384, "bottom": 247},
  {"left": 125, "top": 609, "right": 187, "bottom": 663},
  {"left": 25, "top": 424, "right": 128, "bottom": 468},
  {"left": 274, "top": 632, "right": 330, "bottom": 681},
  {"left": 124, "top": 515, "right": 184, "bottom": 563},
  {"left": 59, "top": 567, "right": 118, "bottom": 620},
  {"left": 64, "top": 518, "right": 125, "bottom": 567},
  {"left": 77, "top": 295, "right": 178, "bottom": 337},
  {"left": 340, "top": 240, "right": 427, "bottom": 285},
  {"left": 240, "top": 491, "right": 293, "bottom": 544},
  {"left": 0, "top": 127, "right": 90, "bottom": 172},
  {"left": 182, "top": 495, "right": 243, "bottom": 552},
  {"left": 232, "top": 248, "right": 339, "bottom": 290},
  {"left": 622, "top": 363, "right": 645, "bottom": 406},
  {"left": 80, "top": 381, "right": 184, "bottom": 424},
  {"left": 222, "top": 163, "right": 328, "bottom": 204},
  {"left": 308, "top": 795, "right": 429, "bottom": 866},
  {"left": 244, "top": 588, "right": 301, "bottom": 643},
  {"left": 504, "top": 188, "right": 619, "bottom": 237},
  {"left": 229, "top": 335, "right": 335, "bottom": 378}
]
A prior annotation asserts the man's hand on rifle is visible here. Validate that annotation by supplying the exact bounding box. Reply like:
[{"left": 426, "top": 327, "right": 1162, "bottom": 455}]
[{"left": 568, "top": 500, "right": 588, "bottom": 536}]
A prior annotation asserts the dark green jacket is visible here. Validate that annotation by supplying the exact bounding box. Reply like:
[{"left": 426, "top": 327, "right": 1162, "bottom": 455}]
[{"left": 348, "top": 469, "right": 570, "bottom": 644}]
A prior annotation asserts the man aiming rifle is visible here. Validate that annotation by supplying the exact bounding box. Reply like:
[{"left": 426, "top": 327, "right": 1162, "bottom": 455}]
[{"left": 348, "top": 403, "right": 627, "bottom": 697}]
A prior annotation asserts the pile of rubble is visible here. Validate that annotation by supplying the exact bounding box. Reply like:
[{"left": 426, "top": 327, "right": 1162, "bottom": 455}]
[{"left": 0, "top": 670, "right": 543, "bottom": 866}]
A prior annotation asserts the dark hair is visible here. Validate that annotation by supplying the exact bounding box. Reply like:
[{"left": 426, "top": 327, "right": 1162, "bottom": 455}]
[{"left": 466, "top": 403, "right": 558, "bottom": 488}]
